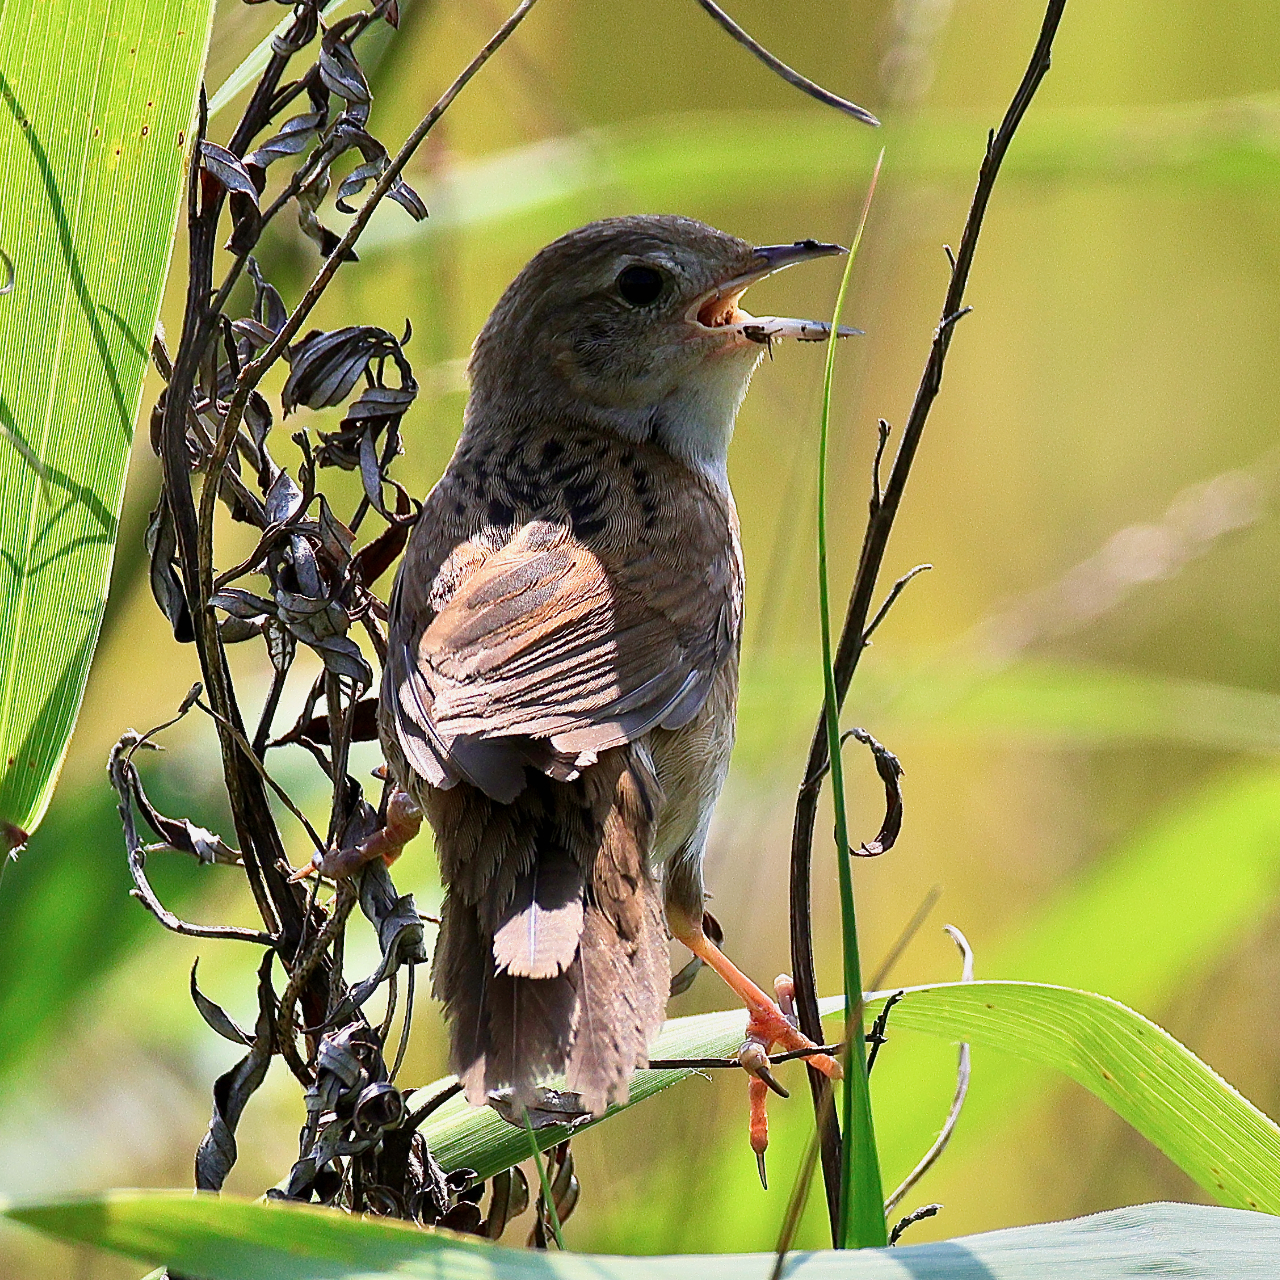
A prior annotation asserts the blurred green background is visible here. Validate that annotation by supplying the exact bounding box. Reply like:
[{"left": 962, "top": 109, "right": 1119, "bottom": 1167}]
[{"left": 9, "top": 0, "right": 1280, "bottom": 1272}]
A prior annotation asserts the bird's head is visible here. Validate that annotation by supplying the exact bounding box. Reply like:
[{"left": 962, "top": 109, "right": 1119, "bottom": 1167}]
[{"left": 466, "top": 215, "right": 855, "bottom": 484}]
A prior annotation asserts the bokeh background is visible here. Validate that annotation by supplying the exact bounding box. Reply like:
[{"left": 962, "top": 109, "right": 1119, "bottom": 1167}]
[{"left": 7, "top": 0, "right": 1280, "bottom": 1272}]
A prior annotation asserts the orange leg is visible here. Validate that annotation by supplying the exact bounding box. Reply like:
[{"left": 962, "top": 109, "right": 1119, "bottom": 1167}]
[
  {"left": 290, "top": 790, "right": 423, "bottom": 882},
  {"left": 679, "top": 928, "right": 842, "bottom": 1079},
  {"left": 675, "top": 926, "right": 841, "bottom": 1186}
]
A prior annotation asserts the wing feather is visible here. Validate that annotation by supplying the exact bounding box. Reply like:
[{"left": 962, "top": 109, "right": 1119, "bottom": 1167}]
[{"left": 386, "top": 508, "right": 737, "bottom": 802}]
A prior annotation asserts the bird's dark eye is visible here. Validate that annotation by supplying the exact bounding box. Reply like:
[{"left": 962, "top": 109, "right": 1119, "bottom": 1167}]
[{"left": 616, "top": 264, "right": 665, "bottom": 306}]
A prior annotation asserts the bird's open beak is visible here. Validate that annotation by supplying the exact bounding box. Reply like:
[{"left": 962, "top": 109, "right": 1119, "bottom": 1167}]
[{"left": 688, "top": 239, "right": 863, "bottom": 345}]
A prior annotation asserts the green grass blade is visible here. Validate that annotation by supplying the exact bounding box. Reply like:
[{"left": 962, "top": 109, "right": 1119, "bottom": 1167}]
[
  {"left": 0, "top": 0, "right": 214, "bottom": 848},
  {"left": 521, "top": 1108, "right": 564, "bottom": 1250},
  {"left": 872, "top": 764, "right": 1280, "bottom": 1205},
  {"left": 865, "top": 980, "right": 1280, "bottom": 1214},
  {"left": 420, "top": 976, "right": 1280, "bottom": 1216},
  {"left": 5, "top": 1193, "right": 1280, "bottom": 1278},
  {"left": 815, "top": 152, "right": 885, "bottom": 1249}
]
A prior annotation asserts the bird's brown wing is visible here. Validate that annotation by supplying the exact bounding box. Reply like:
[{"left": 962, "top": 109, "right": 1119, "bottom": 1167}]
[{"left": 385, "top": 515, "right": 737, "bottom": 804}]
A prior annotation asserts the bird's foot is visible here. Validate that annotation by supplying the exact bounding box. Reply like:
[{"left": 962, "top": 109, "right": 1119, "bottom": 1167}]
[
  {"left": 736, "top": 976, "right": 842, "bottom": 1188},
  {"left": 289, "top": 790, "right": 423, "bottom": 882}
]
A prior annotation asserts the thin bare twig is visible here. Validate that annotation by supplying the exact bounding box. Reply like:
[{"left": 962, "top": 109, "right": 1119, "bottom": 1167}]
[
  {"left": 402, "top": 1079, "right": 464, "bottom": 1132},
  {"left": 110, "top": 733, "right": 275, "bottom": 947},
  {"left": 692, "top": 0, "right": 879, "bottom": 126},
  {"left": 868, "top": 884, "right": 942, "bottom": 992},
  {"left": 387, "top": 962, "right": 415, "bottom": 1082},
  {"left": 646, "top": 1044, "right": 842, "bottom": 1071},
  {"left": 863, "top": 563, "right": 932, "bottom": 644},
  {"left": 788, "top": 0, "right": 1068, "bottom": 1240},
  {"left": 883, "top": 926, "right": 975, "bottom": 1214}
]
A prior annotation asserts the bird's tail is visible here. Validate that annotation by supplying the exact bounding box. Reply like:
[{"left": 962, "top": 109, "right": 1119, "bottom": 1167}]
[{"left": 432, "top": 747, "right": 669, "bottom": 1116}]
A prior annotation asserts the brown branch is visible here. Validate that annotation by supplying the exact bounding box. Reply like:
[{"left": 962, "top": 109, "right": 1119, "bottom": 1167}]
[
  {"left": 787, "top": 0, "right": 1068, "bottom": 1242},
  {"left": 110, "top": 733, "right": 275, "bottom": 948},
  {"left": 692, "top": 0, "right": 879, "bottom": 125}
]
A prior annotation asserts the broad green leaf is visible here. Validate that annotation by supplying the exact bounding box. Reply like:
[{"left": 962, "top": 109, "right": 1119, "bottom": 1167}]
[
  {"left": 0, "top": 0, "right": 215, "bottom": 848},
  {"left": 866, "top": 982, "right": 1280, "bottom": 1215},
  {"left": 419, "top": 980, "right": 1280, "bottom": 1215},
  {"left": 5, "top": 1193, "right": 1280, "bottom": 1278},
  {"left": 872, "top": 765, "right": 1280, "bottom": 1220},
  {"left": 359, "top": 96, "right": 1280, "bottom": 253}
]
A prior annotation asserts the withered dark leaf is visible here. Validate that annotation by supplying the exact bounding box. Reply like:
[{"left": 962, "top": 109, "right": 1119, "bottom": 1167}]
[
  {"left": 352, "top": 1080, "right": 404, "bottom": 1136},
  {"left": 210, "top": 587, "right": 275, "bottom": 621},
  {"left": 842, "top": 727, "right": 904, "bottom": 856},
  {"left": 190, "top": 959, "right": 253, "bottom": 1045},
  {"left": 195, "top": 952, "right": 276, "bottom": 1191},
  {"left": 314, "top": 634, "right": 374, "bottom": 686},
  {"left": 319, "top": 35, "right": 370, "bottom": 105},
  {"left": 346, "top": 383, "right": 416, "bottom": 422},
  {"left": 331, "top": 124, "right": 426, "bottom": 220},
  {"left": 439, "top": 1203, "right": 484, "bottom": 1235},
  {"left": 199, "top": 141, "right": 260, "bottom": 206},
  {"left": 145, "top": 497, "right": 194, "bottom": 643},
  {"left": 247, "top": 257, "right": 287, "bottom": 336},
  {"left": 349, "top": 858, "right": 428, "bottom": 1008},
  {"left": 280, "top": 535, "right": 325, "bottom": 600},
  {"left": 283, "top": 326, "right": 403, "bottom": 412},
  {"left": 265, "top": 618, "right": 296, "bottom": 673},
  {"left": 219, "top": 615, "right": 265, "bottom": 644},
  {"left": 265, "top": 469, "right": 305, "bottom": 524},
  {"left": 226, "top": 190, "right": 263, "bottom": 256},
  {"left": 296, "top": 169, "right": 358, "bottom": 262},
  {"left": 231, "top": 317, "right": 276, "bottom": 349},
  {"left": 317, "top": 496, "right": 354, "bottom": 567},
  {"left": 488, "top": 1088, "right": 591, "bottom": 1131},
  {"left": 352, "top": 520, "right": 411, "bottom": 590},
  {"left": 359, "top": 430, "right": 384, "bottom": 508},
  {"left": 245, "top": 109, "right": 327, "bottom": 170},
  {"left": 288, "top": 695, "right": 379, "bottom": 745},
  {"left": 270, "top": 1, "right": 321, "bottom": 55}
]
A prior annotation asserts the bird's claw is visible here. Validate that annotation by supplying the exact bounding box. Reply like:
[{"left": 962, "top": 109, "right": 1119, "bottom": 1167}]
[
  {"left": 738, "top": 974, "right": 843, "bottom": 1186},
  {"left": 737, "top": 1040, "right": 789, "bottom": 1098},
  {"left": 288, "top": 790, "right": 423, "bottom": 882}
]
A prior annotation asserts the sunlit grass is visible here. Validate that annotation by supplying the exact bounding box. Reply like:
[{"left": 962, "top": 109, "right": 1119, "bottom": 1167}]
[{"left": 814, "top": 150, "right": 885, "bottom": 1249}]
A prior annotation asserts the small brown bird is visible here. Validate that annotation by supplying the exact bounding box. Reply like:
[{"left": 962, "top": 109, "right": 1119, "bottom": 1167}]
[{"left": 309, "top": 216, "right": 850, "bottom": 1146}]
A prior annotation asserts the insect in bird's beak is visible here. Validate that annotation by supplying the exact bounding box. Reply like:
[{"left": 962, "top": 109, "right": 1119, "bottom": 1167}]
[{"left": 687, "top": 238, "right": 864, "bottom": 346}]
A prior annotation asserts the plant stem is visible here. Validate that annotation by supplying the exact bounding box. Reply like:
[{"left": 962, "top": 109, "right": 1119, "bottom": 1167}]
[
  {"left": 522, "top": 1110, "right": 565, "bottom": 1249},
  {"left": 817, "top": 153, "right": 885, "bottom": 1249},
  {"left": 788, "top": 1, "right": 1067, "bottom": 1239}
]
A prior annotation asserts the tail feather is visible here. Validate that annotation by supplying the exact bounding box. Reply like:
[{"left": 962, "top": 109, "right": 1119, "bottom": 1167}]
[
  {"left": 491, "top": 844, "right": 584, "bottom": 980},
  {"left": 476, "top": 965, "right": 580, "bottom": 1107},
  {"left": 429, "top": 745, "right": 669, "bottom": 1115},
  {"left": 567, "top": 887, "right": 667, "bottom": 1113}
]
